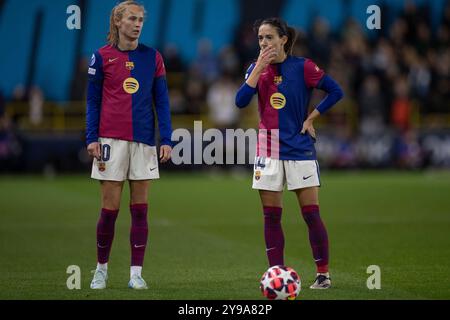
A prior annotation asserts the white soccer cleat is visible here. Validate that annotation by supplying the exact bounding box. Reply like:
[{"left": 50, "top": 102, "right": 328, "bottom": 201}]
[
  {"left": 128, "top": 274, "right": 148, "bottom": 290},
  {"left": 309, "top": 273, "right": 331, "bottom": 289},
  {"left": 90, "top": 269, "right": 108, "bottom": 289}
]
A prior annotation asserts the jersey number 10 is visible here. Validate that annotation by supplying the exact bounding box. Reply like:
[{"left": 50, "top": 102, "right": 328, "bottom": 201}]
[{"left": 100, "top": 144, "right": 111, "bottom": 162}]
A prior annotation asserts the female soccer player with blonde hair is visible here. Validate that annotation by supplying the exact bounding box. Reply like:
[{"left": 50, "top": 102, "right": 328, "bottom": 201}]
[{"left": 86, "top": 1, "right": 172, "bottom": 290}]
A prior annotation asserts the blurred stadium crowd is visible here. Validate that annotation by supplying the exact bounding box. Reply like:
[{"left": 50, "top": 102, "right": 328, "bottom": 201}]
[{"left": 0, "top": 0, "right": 449, "bottom": 172}]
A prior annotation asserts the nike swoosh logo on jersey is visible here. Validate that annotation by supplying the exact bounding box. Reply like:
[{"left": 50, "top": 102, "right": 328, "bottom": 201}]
[
  {"left": 109, "top": 57, "right": 118, "bottom": 63},
  {"left": 149, "top": 167, "right": 157, "bottom": 171},
  {"left": 303, "top": 175, "right": 313, "bottom": 180}
]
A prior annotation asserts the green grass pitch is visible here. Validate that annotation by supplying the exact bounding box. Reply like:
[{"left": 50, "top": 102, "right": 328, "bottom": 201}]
[{"left": 0, "top": 170, "right": 449, "bottom": 299}]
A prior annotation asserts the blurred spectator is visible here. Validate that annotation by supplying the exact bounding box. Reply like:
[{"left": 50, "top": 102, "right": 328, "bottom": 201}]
[
  {"left": 402, "top": 0, "right": 422, "bottom": 44},
  {"left": 372, "top": 38, "right": 398, "bottom": 79},
  {"left": 207, "top": 75, "right": 239, "bottom": 128},
  {"left": 415, "top": 21, "right": 432, "bottom": 56},
  {"left": 163, "top": 43, "right": 185, "bottom": 73},
  {"left": 0, "top": 90, "right": 4, "bottom": 117},
  {"left": 191, "top": 39, "right": 219, "bottom": 83},
  {"left": 70, "top": 57, "right": 89, "bottom": 100},
  {"left": 391, "top": 76, "right": 413, "bottom": 132},
  {"left": 393, "top": 130, "right": 423, "bottom": 169},
  {"left": 218, "top": 46, "right": 240, "bottom": 77},
  {"left": 12, "top": 84, "right": 28, "bottom": 102},
  {"left": 436, "top": 23, "right": 449, "bottom": 50},
  {"left": 357, "top": 75, "right": 387, "bottom": 135},
  {"left": 291, "top": 29, "right": 310, "bottom": 57},
  {"left": 169, "top": 88, "right": 188, "bottom": 115},
  {"left": 308, "top": 17, "right": 332, "bottom": 67},
  {"left": 234, "top": 22, "right": 259, "bottom": 72},
  {"left": 0, "top": 105, "right": 22, "bottom": 172},
  {"left": 389, "top": 17, "right": 408, "bottom": 47},
  {"left": 332, "top": 127, "right": 357, "bottom": 168},
  {"left": 428, "top": 44, "right": 450, "bottom": 114},
  {"left": 407, "top": 53, "right": 431, "bottom": 102},
  {"left": 29, "top": 86, "right": 44, "bottom": 126},
  {"left": 184, "top": 65, "right": 206, "bottom": 114}
]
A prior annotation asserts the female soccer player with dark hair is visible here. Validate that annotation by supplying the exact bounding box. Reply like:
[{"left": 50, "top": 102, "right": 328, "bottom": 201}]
[
  {"left": 235, "top": 17, "right": 343, "bottom": 289},
  {"left": 86, "top": 1, "right": 172, "bottom": 289}
]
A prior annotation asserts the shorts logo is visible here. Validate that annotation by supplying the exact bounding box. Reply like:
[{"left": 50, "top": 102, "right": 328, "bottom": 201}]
[
  {"left": 270, "top": 92, "right": 286, "bottom": 109},
  {"left": 88, "top": 67, "right": 96, "bottom": 75},
  {"left": 255, "top": 170, "right": 261, "bottom": 181},
  {"left": 125, "top": 61, "right": 135, "bottom": 70},
  {"left": 255, "top": 157, "right": 266, "bottom": 169},
  {"left": 98, "top": 162, "right": 106, "bottom": 172},
  {"left": 274, "top": 76, "right": 282, "bottom": 85},
  {"left": 123, "top": 77, "right": 139, "bottom": 94}
]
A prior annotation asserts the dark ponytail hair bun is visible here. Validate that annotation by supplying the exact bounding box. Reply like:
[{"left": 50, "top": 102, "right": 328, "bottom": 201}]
[{"left": 253, "top": 17, "right": 298, "bottom": 54}]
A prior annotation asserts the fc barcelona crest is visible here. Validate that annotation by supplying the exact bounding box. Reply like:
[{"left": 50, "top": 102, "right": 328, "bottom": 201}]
[
  {"left": 98, "top": 162, "right": 106, "bottom": 172},
  {"left": 274, "top": 76, "right": 283, "bottom": 85},
  {"left": 125, "top": 61, "right": 135, "bottom": 70}
]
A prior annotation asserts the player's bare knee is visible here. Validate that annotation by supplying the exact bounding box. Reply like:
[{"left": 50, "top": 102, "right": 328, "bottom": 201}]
[
  {"left": 129, "top": 180, "right": 149, "bottom": 204},
  {"left": 295, "top": 187, "right": 319, "bottom": 207},
  {"left": 130, "top": 192, "right": 148, "bottom": 205},
  {"left": 101, "top": 180, "right": 123, "bottom": 209},
  {"left": 101, "top": 195, "right": 121, "bottom": 210},
  {"left": 259, "top": 190, "right": 283, "bottom": 208}
]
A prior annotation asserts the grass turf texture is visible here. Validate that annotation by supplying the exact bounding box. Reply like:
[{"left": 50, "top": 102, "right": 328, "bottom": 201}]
[{"left": 0, "top": 171, "right": 449, "bottom": 300}]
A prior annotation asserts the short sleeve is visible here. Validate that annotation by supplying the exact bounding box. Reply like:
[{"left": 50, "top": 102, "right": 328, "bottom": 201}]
[{"left": 304, "top": 59, "right": 325, "bottom": 88}]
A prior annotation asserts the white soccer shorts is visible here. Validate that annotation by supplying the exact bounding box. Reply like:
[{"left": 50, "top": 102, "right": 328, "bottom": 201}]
[
  {"left": 91, "top": 137, "right": 159, "bottom": 181},
  {"left": 252, "top": 157, "right": 321, "bottom": 191}
]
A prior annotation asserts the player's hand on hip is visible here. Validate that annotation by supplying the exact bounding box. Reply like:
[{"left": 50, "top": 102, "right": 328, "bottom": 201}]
[
  {"left": 87, "top": 142, "right": 101, "bottom": 160},
  {"left": 301, "top": 119, "right": 316, "bottom": 140},
  {"left": 159, "top": 145, "right": 172, "bottom": 163}
]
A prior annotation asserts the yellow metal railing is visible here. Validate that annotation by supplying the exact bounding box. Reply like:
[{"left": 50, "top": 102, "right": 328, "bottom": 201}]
[{"left": 4, "top": 100, "right": 449, "bottom": 133}]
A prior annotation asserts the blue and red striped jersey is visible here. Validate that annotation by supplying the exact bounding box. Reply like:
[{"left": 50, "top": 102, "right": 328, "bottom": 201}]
[
  {"left": 236, "top": 56, "right": 343, "bottom": 160},
  {"left": 86, "top": 43, "right": 172, "bottom": 147}
]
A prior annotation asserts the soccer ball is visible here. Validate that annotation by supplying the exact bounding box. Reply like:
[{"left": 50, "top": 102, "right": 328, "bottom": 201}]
[{"left": 260, "top": 265, "right": 301, "bottom": 300}]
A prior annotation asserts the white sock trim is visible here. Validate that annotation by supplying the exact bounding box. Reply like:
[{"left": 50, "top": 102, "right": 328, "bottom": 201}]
[
  {"left": 130, "top": 266, "right": 142, "bottom": 278},
  {"left": 97, "top": 263, "right": 107, "bottom": 272}
]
